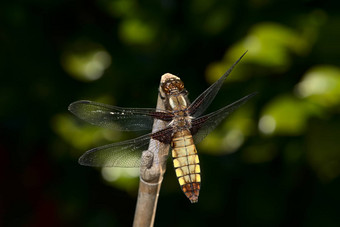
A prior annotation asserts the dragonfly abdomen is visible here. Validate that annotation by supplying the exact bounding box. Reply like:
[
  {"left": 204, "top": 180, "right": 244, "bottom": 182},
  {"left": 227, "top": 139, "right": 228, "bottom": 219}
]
[{"left": 171, "top": 130, "right": 201, "bottom": 203}]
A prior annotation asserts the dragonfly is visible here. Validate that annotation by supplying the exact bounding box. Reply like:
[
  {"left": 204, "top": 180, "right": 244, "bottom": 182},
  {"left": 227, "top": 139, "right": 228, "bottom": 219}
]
[{"left": 68, "top": 51, "right": 256, "bottom": 203}]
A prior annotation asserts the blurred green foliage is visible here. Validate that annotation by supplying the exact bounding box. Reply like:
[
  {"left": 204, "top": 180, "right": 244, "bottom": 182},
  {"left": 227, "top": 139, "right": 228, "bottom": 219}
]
[{"left": 1, "top": 0, "right": 340, "bottom": 226}]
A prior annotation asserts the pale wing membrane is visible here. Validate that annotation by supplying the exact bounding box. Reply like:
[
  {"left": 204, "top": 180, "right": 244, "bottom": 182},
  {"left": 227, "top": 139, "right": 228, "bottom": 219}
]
[
  {"left": 79, "top": 133, "right": 152, "bottom": 167},
  {"left": 189, "top": 51, "right": 248, "bottom": 117},
  {"left": 79, "top": 127, "right": 174, "bottom": 167},
  {"left": 191, "top": 93, "right": 257, "bottom": 144},
  {"left": 68, "top": 100, "right": 157, "bottom": 131}
]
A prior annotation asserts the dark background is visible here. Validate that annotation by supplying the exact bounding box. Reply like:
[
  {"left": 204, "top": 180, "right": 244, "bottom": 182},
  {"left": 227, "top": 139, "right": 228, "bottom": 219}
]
[{"left": 1, "top": 0, "right": 340, "bottom": 226}]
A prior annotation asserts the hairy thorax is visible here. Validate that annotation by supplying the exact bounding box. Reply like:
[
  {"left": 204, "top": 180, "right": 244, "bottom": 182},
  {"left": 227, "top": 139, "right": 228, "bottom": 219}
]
[{"left": 170, "top": 111, "right": 192, "bottom": 132}]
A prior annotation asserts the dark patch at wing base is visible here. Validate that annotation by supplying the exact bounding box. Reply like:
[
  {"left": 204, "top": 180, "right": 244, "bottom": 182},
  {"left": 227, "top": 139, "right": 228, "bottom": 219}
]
[{"left": 151, "top": 127, "right": 173, "bottom": 144}]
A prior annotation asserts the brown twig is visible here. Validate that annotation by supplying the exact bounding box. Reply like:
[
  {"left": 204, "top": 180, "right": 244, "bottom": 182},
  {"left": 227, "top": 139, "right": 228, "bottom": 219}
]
[{"left": 133, "top": 78, "right": 169, "bottom": 227}]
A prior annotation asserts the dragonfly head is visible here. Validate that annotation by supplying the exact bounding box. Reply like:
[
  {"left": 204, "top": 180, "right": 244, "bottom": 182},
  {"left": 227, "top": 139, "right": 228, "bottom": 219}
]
[{"left": 160, "top": 73, "right": 185, "bottom": 95}]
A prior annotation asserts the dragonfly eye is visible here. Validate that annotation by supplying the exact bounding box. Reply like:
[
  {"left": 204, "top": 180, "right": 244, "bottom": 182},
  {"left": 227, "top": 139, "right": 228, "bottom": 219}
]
[
  {"left": 176, "top": 80, "right": 185, "bottom": 91},
  {"left": 161, "top": 78, "right": 185, "bottom": 95}
]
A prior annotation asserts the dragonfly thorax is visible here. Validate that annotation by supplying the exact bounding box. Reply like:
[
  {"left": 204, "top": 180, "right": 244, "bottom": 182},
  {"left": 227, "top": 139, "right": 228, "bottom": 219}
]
[{"left": 169, "top": 114, "right": 192, "bottom": 132}]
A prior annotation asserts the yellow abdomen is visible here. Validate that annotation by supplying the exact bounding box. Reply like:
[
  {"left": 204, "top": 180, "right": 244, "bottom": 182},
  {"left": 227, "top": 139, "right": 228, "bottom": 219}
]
[{"left": 171, "top": 130, "right": 201, "bottom": 203}]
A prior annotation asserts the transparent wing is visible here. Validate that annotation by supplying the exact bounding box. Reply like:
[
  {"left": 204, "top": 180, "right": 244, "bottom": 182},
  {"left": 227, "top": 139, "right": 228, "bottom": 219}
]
[
  {"left": 79, "top": 133, "right": 151, "bottom": 167},
  {"left": 79, "top": 127, "right": 174, "bottom": 167},
  {"left": 69, "top": 100, "right": 161, "bottom": 131},
  {"left": 191, "top": 92, "right": 257, "bottom": 144},
  {"left": 188, "top": 51, "right": 248, "bottom": 117}
]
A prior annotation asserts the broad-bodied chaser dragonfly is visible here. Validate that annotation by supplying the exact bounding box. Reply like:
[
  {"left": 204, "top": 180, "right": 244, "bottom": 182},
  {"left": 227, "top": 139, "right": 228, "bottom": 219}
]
[{"left": 68, "top": 52, "right": 256, "bottom": 203}]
